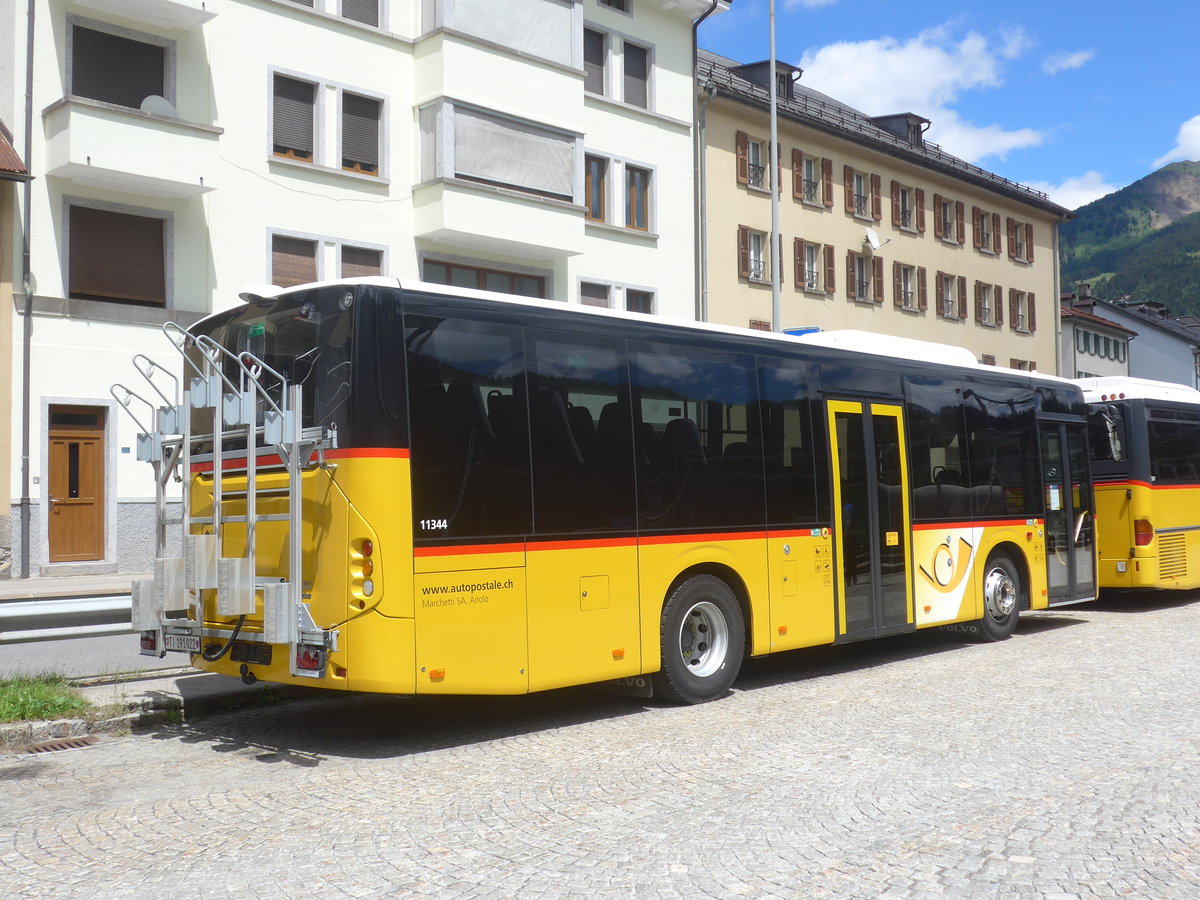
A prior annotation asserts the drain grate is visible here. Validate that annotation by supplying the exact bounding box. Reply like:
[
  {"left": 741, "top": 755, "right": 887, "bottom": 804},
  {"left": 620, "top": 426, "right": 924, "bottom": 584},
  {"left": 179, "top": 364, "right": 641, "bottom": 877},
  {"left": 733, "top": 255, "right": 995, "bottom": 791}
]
[{"left": 25, "top": 736, "right": 98, "bottom": 754}]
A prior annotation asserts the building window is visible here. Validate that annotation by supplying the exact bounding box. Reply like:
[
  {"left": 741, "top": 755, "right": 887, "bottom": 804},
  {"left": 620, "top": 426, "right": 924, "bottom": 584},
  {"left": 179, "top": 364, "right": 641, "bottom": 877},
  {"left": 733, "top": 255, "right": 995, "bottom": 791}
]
[
  {"left": 981, "top": 354, "right": 996, "bottom": 366},
  {"left": 585, "top": 155, "right": 607, "bottom": 222},
  {"left": 584, "top": 28, "right": 607, "bottom": 95},
  {"left": 341, "top": 92, "right": 381, "bottom": 175},
  {"left": 794, "top": 238, "right": 834, "bottom": 294},
  {"left": 68, "top": 204, "right": 166, "bottom": 306},
  {"left": 70, "top": 23, "right": 168, "bottom": 111},
  {"left": 737, "top": 226, "right": 770, "bottom": 282},
  {"left": 423, "top": 260, "right": 546, "bottom": 298},
  {"left": 973, "top": 206, "right": 1001, "bottom": 254},
  {"left": 791, "top": 150, "right": 832, "bottom": 207},
  {"left": 749, "top": 319, "right": 771, "bottom": 331},
  {"left": 1010, "top": 359, "right": 1036, "bottom": 372},
  {"left": 580, "top": 281, "right": 610, "bottom": 307},
  {"left": 626, "top": 289, "right": 653, "bottom": 313},
  {"left": 844, "top": 166, "right": 880, "bottom": 220},
  {"left": 936, "top": 272, "right": 967, "bottom": 320},
  {"left": 341, "top": 244, "right": 383, "bottom": 278},
  {"left": 893, "top": 262, "right": 926, "bottom": 311},
  {"left": 974, "top": 281, "right": 1003, "bottom": 326},
  {"left": 272, "top": 235, "right": 318, "bottom": 287},
  {"left": 934, "top": 195, "right": 964, "bottom": 244},
  {"left": 1007, "top": 218, "right": 1035, "bottom": 263},
  {"left": 1010, "top": 289, "right": 1036, "bottom": 333},
  {"left": 625, "top": 165, "right": 650, "bottom": 231},
  {"left": 623, "top": 42, "right": 649, "bottom": 109},
  {"left": 341, "top": 0, "right": 379, "bottom": 26},
  {"left": 891, "top": 182, "right": 924, "bottom": 233},
  {"left": 846, "top": 250, "right": 881, "bottom": 302},
  {"left": 273, "top": 75, "right": 316, "bottom": 162},
  {"left": 736, "top": 131, "right": 770, "bottom": 191},
  {"left": 599, "top": 0, "right": 629, "bottom": 11}
]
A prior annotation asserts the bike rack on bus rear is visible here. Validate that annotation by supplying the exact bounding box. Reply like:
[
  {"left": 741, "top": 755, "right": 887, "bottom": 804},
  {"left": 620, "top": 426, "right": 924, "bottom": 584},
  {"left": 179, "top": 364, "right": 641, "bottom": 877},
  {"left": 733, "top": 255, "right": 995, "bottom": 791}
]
[{"left": 112, "top": 321, "right": 339, "bottom": 679}]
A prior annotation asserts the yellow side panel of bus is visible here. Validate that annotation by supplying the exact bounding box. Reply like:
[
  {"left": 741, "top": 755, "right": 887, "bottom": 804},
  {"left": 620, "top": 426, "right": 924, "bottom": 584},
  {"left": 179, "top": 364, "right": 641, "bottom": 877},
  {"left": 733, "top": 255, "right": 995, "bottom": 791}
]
[
  {"left": 766, "top": 531, "right": 836, "bottom": 652},
  {"left": 342, "top": 612, "right": 416, "bottom": 694},
  {"left": 636, "top": 534, "right": 770, "bottom": 672},
  {"left": 1094, "top": 482, "right": 1134, "bottom": 589},
  {"left": 1135, "top": 484, "right": 1200, "bottom": 589},
  {"left": 413, "top": 567, "right": 528, "bottom": 694},
  {"left": 526, "top": 543, "right": 641, "bottom": 691}
]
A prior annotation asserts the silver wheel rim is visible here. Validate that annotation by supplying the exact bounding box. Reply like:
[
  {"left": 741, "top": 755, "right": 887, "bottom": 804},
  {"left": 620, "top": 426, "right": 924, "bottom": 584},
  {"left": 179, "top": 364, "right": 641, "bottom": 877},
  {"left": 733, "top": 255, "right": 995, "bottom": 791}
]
[
  {"left": 984, "top": 565, "right": 1017, "bottom": 622},
  {"left": 676, "top": 600, "right": 729, "bottom": 678}
]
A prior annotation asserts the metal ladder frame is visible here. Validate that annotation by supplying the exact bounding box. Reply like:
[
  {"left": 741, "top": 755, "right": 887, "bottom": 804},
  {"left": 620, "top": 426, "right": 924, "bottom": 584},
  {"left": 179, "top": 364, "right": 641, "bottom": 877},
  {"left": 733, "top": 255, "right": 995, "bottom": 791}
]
[{"left": 113, "top": 322, "right": 339, "bottom": 679}]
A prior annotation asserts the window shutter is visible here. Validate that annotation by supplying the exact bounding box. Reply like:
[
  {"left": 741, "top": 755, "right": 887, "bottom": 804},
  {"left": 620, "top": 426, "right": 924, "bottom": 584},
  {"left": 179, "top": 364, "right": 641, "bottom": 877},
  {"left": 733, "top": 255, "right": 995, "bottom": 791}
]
[
  {"left": 872, "top": 255, "right": 884, "bottom": 302},
  {"left": 955, "top": 201, "right": 965, "bottom": 244},
  {"left": 736, "top": 131, "right": 749, "bottom": 185},
  {"left": 341, "top": 93, "right": 380, "bottom": 172},
  {"left": 341, "top": 245, "right": 382, "bottom": 278},
  {"left": 890, "top": 180, "right": 901, "bottom": 227},
  {"left": 1028, "top": 293, "right": 1037, "bottom": 332},
  {"left": 843, "top": 165, "right": 853, "bottom": 213},
  {"left": 274, "top": 75, "right": 316, "bottom": 157},
  {"left": 72, "top": 26, "right": 165, "bottom": 110},
  {"left": 792, "top": 148, "right": 803, "bottom": 199},
  {"left": 918, "top": 267, "right": 927, "bottom": 310},
  {"left": 892, "top": 261, "right": 902, "bottom": 308},
  {"left": 822, "top": 157, "right": 833, "bottom": 207},
  {"left": 623, "top": 43, "right": 649, "bottom": 109},
  {"left": 584, "top": 29, "right": 606, "bottom": 95},
  {"left": 974, "top": 281, "right": 983, "bottom": 321},
  {"left": 933, "top": 194, "right": 943, "bottom": 238},
  {"left": 995, "top": 284, "right": 1003, "bottom": 325},
  {"left": 957, "top": 276, "right": 967, "bottom": 319},
  {"left": 1025, "top": 223, "right": 1034, "bottom": 262},
  {"left": 69, "top": 205, "right": 165, "bottom": 304},
  {"left": 737, "top": 225, "right": 750, "bottom": 278},
  {"left": 935, "top": 272, "right": 945, "bottom": 317},
  {"left": 992, "top": 213, "right": 1001, "bottom": 253},
  {"left": 1006, "top": 217, "right": 1017, "bottom": 258},
  {"left": 915, "top": 189, "right": 925, "bottom": 233},
  {"left": 870, "top": 173, "right": 882, "bottom": 221},
  {"left": 972, "top": 207, "right": 982, "bottom": 248},
  {"left": 794, "top": 237, "right": 804, "bottom": 288},
  {"left": 272, "top": 235, "right": 318, "bottom": 287},
  {"left": 341, "top": 0, "right": 379, "bottom": 26},
  {"left": 777, "top": 232, "right": 784, "bottom": 277},
  {"left": 777, "top": 142, "right": 782, "bottom": 196},
  {"left": 846, "top": 249, "right": 855, "bottom": 300},
  {"left": 1009, "top": 288, "right": 1018, "bottom": 330},
  {"left": 824, "top": 244, "right": 836, "bottom": 293}
]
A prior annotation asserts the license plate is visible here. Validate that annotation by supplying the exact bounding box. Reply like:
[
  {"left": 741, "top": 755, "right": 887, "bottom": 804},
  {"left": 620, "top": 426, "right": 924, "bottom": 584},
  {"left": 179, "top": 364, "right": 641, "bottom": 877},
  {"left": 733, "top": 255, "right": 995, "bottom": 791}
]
[{"left": 164, "top": 633, "right": 201, "bottom": 653}]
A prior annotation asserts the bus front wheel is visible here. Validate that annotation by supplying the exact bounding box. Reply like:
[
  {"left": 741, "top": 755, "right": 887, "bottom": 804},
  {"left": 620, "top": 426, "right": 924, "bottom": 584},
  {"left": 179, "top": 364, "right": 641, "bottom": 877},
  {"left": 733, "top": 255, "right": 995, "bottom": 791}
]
[
  {"left": 978, "top": 554, "right": 1021, "bottom": 642},
  {"left": 652, "top": 574, "right": 745, "bottom": 704}
]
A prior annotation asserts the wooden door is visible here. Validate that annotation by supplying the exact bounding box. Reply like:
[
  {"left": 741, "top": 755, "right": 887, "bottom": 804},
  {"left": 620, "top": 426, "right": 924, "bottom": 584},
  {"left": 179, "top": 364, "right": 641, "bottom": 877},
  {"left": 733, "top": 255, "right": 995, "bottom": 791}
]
[{"left": 48, "top": 409, "right": 105, "bottom": 562}]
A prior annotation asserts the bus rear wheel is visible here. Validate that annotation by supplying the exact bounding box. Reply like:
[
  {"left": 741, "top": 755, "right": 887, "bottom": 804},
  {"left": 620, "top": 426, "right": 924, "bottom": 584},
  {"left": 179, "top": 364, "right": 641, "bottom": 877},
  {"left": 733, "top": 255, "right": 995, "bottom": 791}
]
[
  {"left": 652, "top": 574, "right": 745, "bottom": 704},
  {"left": 978, "top": 554, "right": 1021, "bottom": 642}
]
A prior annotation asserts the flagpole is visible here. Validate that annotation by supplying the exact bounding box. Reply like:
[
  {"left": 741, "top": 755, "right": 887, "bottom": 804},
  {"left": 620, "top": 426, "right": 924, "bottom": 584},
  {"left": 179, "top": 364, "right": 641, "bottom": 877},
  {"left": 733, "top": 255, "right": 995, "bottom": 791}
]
[{"left": 769, "top": 0, "right": 782, "bottom": 332}]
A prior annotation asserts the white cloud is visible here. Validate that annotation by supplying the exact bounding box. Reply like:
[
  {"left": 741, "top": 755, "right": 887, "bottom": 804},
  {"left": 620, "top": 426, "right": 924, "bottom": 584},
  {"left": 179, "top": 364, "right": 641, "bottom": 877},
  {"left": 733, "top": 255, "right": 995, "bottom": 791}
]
[
  {"left": 1026, "top": 171, "right": 1120, "bottom": 210},
  {"left": 1153, "top": 114, "right": 1200, "bottom": 168},
  {"left": 998, "top": 26, "right": 1033, "bottom": 60},
  {"left": 797, "top": 25, "right": 1046, "bottom": 164},
  {"left": 1042, "top": 49, "right": 1094, "bottom": 75}
]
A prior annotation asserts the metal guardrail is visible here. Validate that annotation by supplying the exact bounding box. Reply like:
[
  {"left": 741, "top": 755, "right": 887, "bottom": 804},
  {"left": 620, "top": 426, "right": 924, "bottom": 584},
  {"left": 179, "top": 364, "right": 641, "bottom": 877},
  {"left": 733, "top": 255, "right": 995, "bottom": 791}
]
[{"left": 0, "top": 595, "right": 134, "bottom": 644}]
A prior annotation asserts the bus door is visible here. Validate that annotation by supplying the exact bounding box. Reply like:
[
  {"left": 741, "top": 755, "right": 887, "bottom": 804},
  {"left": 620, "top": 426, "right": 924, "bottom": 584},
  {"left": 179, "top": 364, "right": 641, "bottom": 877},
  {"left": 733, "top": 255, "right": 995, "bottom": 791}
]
[
  {"left": 827, "top": 401, "right": 914, "bottom": 639},
  {"left": 1039, "top": 421, "right": 1097, "bottom": 604}
]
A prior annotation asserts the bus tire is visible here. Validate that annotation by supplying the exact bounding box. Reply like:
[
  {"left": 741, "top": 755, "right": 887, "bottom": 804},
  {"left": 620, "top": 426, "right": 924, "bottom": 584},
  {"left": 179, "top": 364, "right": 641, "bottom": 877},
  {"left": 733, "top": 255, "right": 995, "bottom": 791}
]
[
  {"left": 652, "top": 574, "right": 745, "bottom": 704},
  {"left": 977, "top": 554, "right": 1021, "bottom": 642}
]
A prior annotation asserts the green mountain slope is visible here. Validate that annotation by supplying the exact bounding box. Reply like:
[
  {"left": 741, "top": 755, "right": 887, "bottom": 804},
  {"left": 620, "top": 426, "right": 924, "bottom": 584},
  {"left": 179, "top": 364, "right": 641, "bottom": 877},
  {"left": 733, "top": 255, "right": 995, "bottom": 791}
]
[{"left": 1060, "top": 161, "right": 1200, "bottom": 314}]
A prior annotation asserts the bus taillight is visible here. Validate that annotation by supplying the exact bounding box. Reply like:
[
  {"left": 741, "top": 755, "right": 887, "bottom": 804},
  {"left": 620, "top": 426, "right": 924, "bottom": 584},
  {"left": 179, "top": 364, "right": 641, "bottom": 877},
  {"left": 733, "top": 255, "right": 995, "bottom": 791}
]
[{"left": 1134, "top": 519, "right": 1154, "bottom": 546}]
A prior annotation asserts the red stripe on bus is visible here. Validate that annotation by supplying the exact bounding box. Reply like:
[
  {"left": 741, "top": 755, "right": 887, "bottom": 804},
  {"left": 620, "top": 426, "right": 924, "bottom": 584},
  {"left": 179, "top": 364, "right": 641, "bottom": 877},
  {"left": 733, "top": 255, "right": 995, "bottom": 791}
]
[
  {"left": 191, "top": 447, "right": 408, "bottom": 473},
  {"left": 527, "top": 537, "right": 639, "bottom": 552},
  {"left": 414, "top": 542, "right": 525, "bottom": 557},
  {"left": 912, "top": 519, "right": 1037, "bottom": 531},
  {"left": 637, "top": 530, "right": 767, "bottom": 546}
]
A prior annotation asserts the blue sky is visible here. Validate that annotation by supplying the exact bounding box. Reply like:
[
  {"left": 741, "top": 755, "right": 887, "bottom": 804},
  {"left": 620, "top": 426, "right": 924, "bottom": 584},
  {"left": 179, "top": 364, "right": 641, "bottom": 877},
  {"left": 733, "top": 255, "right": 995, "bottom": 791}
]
[{"left": 698, "top": 1, "right": 1199, "bottom": 210}]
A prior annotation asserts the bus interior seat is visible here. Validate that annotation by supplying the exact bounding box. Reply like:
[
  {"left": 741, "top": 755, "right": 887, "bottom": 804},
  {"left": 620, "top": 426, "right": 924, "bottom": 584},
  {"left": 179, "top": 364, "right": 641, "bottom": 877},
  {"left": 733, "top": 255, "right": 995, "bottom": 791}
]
[
  {"left": 566, "top": 404, "right": 596, "bottom": 462},
  {"left": 662, "top": 418, "right": 708, "bottom": 471},
  {"left": 532, "top": 388, "right": 585, "bottom": 466},
  {"left": 446, "top": 378, "right": 498, "bottom": 455}
]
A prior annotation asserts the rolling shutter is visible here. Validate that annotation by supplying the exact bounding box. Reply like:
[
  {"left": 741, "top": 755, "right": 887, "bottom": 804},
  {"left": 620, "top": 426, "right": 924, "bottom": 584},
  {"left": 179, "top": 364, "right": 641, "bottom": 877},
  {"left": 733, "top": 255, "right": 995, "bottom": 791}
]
[
  {"left": 623, "top": 43, "right": 649, "bottom": 109},
  {"left": 273, "top": 75, "right": 316, "bottom": 157},
  {"left": 272, "top": 235, "right": 318, "bottom": 287},
  {"left": 341, "top": 245, "right": 382, "bottom": 278},
  {"left": 69, "top": 206, "right": 165, "bottom": 305},
  {"left": 71, "top": 26, "right": 164, "bottom": 110},
  {"left": 584, "top": 29, "right": 606, "bottom": 95},
  {"left": 341, "top": 0, "right": 379, "bottom": 26},
  {"left": 342, "top": 93, "right": 381, "bottom": 172}
]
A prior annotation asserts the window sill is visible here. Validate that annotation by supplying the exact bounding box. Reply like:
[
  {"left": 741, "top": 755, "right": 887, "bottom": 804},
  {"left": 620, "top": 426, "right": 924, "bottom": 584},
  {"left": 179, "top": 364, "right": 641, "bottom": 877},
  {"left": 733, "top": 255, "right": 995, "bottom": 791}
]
[
  {"left": 852, "top": 296, "right": 879, "bottom": 305},
  {"left": 977, "top": 246, "right": 998, "bottom": 256},
  {"left": 800, "top": 287, "right": 829, "bottom": 297},
  {"left": 1011, "top": 256, "right": 1032, "bottom": 265},
  {"left": 899, "top": 305, "right": 924, "bottom": 315},
  {"left": 799, "top": 197, "right": 827, "bottom": 209},
  {"left": 586, "top": 220, "right": 659, "bottom": 241},
  {"left": 748, "top": 276, "right": 773, "bottom": 286},
  {"left": 940, "top": 236, "right": 961, "bottom": 247},
  {"left": 978, "top": 320, "right": 1001, "bottom": 329},
  {"left": 583, "top": 92, "right": 691, "bottom": 130},
  {"left": 850, "top": 212, "right": 877, "bottom": 223},
  {"left": 423, "top": 176, "right": 585, "bottom": 214},
  {"left": 745, "top": 183, "right": 772, "bottom": 195},
  {"left": 269, "top": 155, "right": 390, "bottom": 187}
]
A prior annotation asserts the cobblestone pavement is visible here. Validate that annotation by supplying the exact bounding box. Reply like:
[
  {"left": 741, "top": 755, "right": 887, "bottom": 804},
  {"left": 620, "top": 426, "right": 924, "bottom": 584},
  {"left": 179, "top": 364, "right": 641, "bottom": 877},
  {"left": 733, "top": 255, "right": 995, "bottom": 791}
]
[{"left": 3, "top": 595, "right": 1199, "bottom": 899}]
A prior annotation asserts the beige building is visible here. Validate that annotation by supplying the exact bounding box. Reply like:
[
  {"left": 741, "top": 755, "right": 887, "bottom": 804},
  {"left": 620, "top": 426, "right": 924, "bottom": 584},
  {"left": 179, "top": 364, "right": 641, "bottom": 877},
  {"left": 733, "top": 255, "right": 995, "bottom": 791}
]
[{"left": 697, "top": 52, "right": 1072, "bottom": 372}]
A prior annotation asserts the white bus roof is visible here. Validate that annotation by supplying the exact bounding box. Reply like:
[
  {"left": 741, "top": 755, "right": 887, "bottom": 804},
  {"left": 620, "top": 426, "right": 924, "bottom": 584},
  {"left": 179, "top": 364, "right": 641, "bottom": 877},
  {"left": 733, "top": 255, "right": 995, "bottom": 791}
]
[{"left": 1077, "top": 376, "right": 1200, "bottom": 405}]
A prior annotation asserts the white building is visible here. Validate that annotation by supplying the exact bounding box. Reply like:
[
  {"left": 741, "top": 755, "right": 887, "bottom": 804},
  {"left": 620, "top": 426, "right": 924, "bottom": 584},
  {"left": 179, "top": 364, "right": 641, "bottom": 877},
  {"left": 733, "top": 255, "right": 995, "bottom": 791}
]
[{"left": 0, "top": 0, "right": 725, "bottom": 577}]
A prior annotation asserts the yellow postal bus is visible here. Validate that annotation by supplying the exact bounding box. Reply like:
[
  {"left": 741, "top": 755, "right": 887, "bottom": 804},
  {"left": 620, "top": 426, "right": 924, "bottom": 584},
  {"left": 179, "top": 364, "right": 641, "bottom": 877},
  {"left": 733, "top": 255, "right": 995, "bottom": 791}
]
[
  {"left": 1080, "top": 375, "right": 1200, "bottom": 590},
  {"left": 118, "top": 280, "right": 1096, "bottom": 703}
]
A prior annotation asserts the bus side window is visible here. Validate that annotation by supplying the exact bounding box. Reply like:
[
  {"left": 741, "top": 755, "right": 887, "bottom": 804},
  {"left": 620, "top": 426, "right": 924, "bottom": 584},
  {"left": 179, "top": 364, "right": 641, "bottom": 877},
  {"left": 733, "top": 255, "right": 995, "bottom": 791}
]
[{"left": 757, "top": 358, "right": 819, "bottom": 526}]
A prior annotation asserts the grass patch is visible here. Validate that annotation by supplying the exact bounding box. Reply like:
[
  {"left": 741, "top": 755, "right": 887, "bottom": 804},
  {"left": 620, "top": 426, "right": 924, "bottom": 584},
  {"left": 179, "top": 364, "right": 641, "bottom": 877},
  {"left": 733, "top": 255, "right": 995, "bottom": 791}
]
[{"left": 0, "top": 673, "right": 89, "bottom": 724}]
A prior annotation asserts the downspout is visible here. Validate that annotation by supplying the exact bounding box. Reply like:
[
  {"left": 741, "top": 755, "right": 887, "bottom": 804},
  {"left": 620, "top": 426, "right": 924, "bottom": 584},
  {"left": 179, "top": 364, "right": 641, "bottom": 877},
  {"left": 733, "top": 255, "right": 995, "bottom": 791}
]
[
  {"left": 696, "top": 84, "right": 716, "bottom": 322},
  {"left": 1053, "top": 213, "right": 1065, "bottom": 377},
  {"left": 692, "top": 0, "right": 719, "bottom": 322},
  {"left": 19, "top": 0, "right": 35, "bottom": 578}
]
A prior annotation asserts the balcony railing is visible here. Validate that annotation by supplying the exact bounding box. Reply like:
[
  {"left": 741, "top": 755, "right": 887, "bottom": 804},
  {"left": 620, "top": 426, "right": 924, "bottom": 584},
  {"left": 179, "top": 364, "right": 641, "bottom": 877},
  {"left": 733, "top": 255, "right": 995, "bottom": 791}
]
[
  {"left": 1014, "top": 240, "right": 1026, "bottom": 259},
  {"left": 748, "top": 163, "right": 766, "bottom": 189},
  {"left": 899, "top": 209, "right": 913, "bottom": 229},
  {"left": 749, "top": 258, "right": 766, "bottom": 280},
  {"left": 942, "top": 217, "right": 955, "bottom": 238},
  {"left": 856, "top": 279, "right": 871, "bottom": 300},
  {"left": 803, "top": 179, "right": 819, "bottom": 202},
  {"left": 943, "top": 299, "right": 957, "bottom": 318},
  {"left": 805, "top": 269, "right": 820, "bottom": 290},
  {"left": 854, "top": 193, "right": 869, "bottom": 217},
  {"left": 900, "top": 289, "right": 915, "bottom": 308}
]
